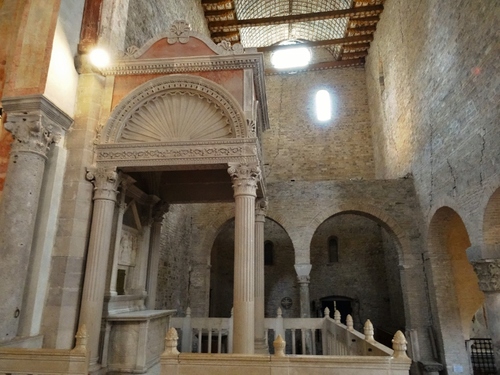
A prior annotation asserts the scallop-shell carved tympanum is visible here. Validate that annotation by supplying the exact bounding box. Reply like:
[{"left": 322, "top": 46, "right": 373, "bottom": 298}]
[{"left": 119, "top": 92, "right": 233, "bottom": 143}]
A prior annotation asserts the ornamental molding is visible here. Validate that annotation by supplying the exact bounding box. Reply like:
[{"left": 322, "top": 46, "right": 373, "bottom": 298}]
[
  {"left": 2, "top": 94, "right": 74, "bottom": 132},
  {"left": 96, "top": 138, "right": 260, "bottom": 169},
  {"left": 472, "top": 259, "right": 500, "bottom": 293},
  {"left": 123, "top": 20, "right": 247, "bottom": 60},
  {"left": 86, "top": 166, "right": 121, "bottom": 202},
  {"left": 101, "top": 75, "right": 248, "bottom": 144},
  {"left": 99, "top": 54, "right": 269, "bottom": 132}
]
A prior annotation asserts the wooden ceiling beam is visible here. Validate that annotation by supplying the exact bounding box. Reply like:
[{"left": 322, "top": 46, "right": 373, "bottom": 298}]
[
  {"left": 205, "top": 9, "right": 235, "bottom": 17},
  {"left": 256, "top": 35, "right": 373, "bottom": 52},
  {"left": 265, "top": 58, "right": 365, "bottom": 75},
  {"left": 349, "top": 16, "right": 380, "bottom": 24},
  {"left": 341, "top": 51, "right": 369, "bottom": 59},
  {"left": 346, "top": 25, "right": 377, "bottom": 34},
  {"left": 211, "top": 31, "right": 240, "bottom": 39},
  {"left": 342, "top": 42, "right": 370, "bottom": 51},
  {"left": 208, "top": 5, "right": 383, "bottom": 31}
]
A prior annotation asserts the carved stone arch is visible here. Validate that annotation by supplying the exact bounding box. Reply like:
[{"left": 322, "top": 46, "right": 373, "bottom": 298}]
[{"left": 101, "top": 74, "right": 247, "bottom": 144}]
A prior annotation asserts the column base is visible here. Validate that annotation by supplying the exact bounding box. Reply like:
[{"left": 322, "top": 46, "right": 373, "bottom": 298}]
[{"left": 254, "top": 338, "right": 269, "bottom": 354}]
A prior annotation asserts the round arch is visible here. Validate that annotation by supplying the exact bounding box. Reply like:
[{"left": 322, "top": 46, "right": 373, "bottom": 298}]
[{"left": 100, "top": 74, "right": 248, "bottom": 145}]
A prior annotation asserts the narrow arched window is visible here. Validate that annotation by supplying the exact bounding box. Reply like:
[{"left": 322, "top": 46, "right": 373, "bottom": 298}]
[
  {"left": 316, "top": 90, "right": 331, "bottom": 122},
  {"left": 328, "top": 236, "right": 339, "bottom": 263},
  {"left": 264, "top": 241, "right": 274, "bottom": 266}
]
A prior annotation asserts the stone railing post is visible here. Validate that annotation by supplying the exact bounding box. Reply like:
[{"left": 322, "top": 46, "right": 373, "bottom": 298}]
[
  {"left": 228, "top": 163, "right": 260, "bottom": 354},
  {"left": 273, "top": 335, "right": 286, "bottom": 357},
  {"left": 181, "top": 307, "right": 192, "bottom": 353},
  {"left": 472, "top": 259, "right": 500, "bottom": 369},
  {"left": 0, "top": 99, "right": 72, "bottom": 340},
  {"left": 364, "top": 319, "right": 375, "bottom": 343},
  {"left": 78, "top": 167, "right": 121, "bottom": 371},
  {"left": 254, "top": 198, "right": 268, "bottom": 354},
  {"left": 392, "top": 330, "right": 410, "bottom": 360}
]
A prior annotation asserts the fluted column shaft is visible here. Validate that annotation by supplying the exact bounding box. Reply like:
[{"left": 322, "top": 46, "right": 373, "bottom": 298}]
[
  {"left": 473, "top": 259, "right": 500, "bottom": 369},
  {"left": 0, "top": 112, "right": 55, "bottom": 341},
  {"left": 78, "top": 167, "right": 120, "bottom": 370},
  {"left": 146, "top": 202, "right": 169, "bottom": 309},
  {"left": 254, "top": 199, "right": 268, "bottom": 353},
  {"left": 228, "top": 163, "right": 260, "bottom": 354}
]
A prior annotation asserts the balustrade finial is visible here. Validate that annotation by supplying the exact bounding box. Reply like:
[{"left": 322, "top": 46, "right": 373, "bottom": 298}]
[
  {"left": 273, "top": 335, "right": 286, "bottom": 357},
  {"left": 392, "top": 330, "right": 410, "bottom": 360},
  {"left": 346, "top": 314, "right": 354, "bottom": 331},
  {"left": 186, "top": 307, "right": 191, "bottom": 317},
  {"left": 277, "top": 307, "right": 283, "bottom": 318},
  {"left": 363, "top": 319, "right": 375, "bottom": 342},
  {"left": 334, "top": 309, "right": 341, "bottom": 323},
  {"left": 324, "top": 307, "right": 330, "bottom": 317},
  {"left": 164, "top": 327, "right": 180, "bottom": 356}
]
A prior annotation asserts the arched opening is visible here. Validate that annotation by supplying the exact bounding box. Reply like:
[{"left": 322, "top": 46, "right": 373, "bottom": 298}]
[
  {"left": 428, "top": 207, "right": 484, "bottom": 340},
  {"left": 209, "top": 217, "right": 298, "bottom": 318},
  {"left": 310, "top": 212, "right": 405, "bottom": 346}
]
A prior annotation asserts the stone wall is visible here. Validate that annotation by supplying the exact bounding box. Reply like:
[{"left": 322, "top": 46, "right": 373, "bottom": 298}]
[
  {"left": 366, "top": 0, "right": 500, "bottom": 232},
  {"left": 125, "top": 0, "right": 210, "bottom": 50},
  {"left": 262, "top": 67, "right": 375, "bottom": 182}
]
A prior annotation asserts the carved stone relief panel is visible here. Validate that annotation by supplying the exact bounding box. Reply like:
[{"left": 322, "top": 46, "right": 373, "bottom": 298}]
[{"left": 119, "top": 225, "right": 139, "bottom": 267}]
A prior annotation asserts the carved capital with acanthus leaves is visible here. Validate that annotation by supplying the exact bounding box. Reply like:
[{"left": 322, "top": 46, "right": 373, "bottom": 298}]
[
  {"left": 472, "top": 259, "right": 500, "bottom": 293},
  {"left": 4, "top": 112, "right": 56, "bottom": 158},
  {"left": 86, "top": 167, "right": 121, "bottom": 202},
  {"left": 228, "top": 162, "right": 260, "bottom": 197}
]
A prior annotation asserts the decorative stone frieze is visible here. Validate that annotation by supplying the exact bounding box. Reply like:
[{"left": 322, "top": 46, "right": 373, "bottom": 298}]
[
  {"left": 472, "top": 259, "right": 500, "bottom": 293},
  {"left": 228, "top": 162, "right": 261, "bottom": 196}
]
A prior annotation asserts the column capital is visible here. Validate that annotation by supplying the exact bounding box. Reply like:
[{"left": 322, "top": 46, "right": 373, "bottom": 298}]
[
  {"left": 86, "top": 167, "right": 121, "bottom": 202},
  {"left": 297, "top": 275, "right": 310, "bottom": 284},
  {"left": 228, "top": 162, "right": 261, "bottom": 197},
  {"left": 473, "top": 259, "right": 500, "bottom": 293},
  {"left": 4, "top": 112, "right": 56, "bottom": 158},
  {"left": 255, "top": 198, "right": 268, "bottom": 220},
  {"left": 153, "top": 200, "right": 170, "bottom": 223}
]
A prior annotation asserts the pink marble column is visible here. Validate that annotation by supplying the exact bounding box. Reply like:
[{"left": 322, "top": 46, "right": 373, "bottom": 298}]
[
  {"left": 228, "top": 163, "right": 260, "bottom": 354},
  {"left": 78, "top": 167, "right": 120, "bottom": 371},
  {"left": 254, "top": 198, "right": 268, "bottom": 353}
]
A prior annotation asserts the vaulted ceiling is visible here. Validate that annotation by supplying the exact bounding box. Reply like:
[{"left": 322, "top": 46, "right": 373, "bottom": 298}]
[{"left": 202, "top": 0, "right": 384, "bottom": 72}]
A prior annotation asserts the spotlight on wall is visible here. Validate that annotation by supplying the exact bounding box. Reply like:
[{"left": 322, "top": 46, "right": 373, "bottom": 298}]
[{"left": 88, "top": 48, "right": 110, "bottom": 68}]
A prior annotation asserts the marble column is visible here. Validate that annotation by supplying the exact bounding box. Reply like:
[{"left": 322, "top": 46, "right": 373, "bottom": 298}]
[
  {"left": 228, "top": 163, "right": 260, "bottom": 354},
  {"left": 473, "top": 259, "right": 500, "bottom": 370},
  {"left": 146, "top": 201, "right": 169, "bottom": 310},
  {"left": 0, "top": 107, "right": 59, "bottom": 341},
  {"left": 294, "top": 264, "right": 312, "bottom": 318},
  {"left": 254, "top": 198, "right": 268, "bottom": 353},
  {"left": 78, "top": 167, "right": 120, "bottom": 371}
]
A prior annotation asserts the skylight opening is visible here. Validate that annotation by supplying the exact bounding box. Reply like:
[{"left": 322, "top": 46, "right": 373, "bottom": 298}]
[
  {"left": 271, "top": 41, "right": 311, "bottom": 70},
  {"left": 316, "top": 90, "right": 332, "bottom": 122}
]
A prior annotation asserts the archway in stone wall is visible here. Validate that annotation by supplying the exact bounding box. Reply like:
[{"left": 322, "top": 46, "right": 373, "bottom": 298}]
[
  {"left": 483, "top": 187, "right": 500, "bottom": 250},
  {"left": 309, "top": 211, "right": 405, "bottom": 346},
  {"left": 427, "top": 206, "right": 485, "bottom": 368},
  {"left": 209, "top": 217, "right": 298, "bottom": 318}
]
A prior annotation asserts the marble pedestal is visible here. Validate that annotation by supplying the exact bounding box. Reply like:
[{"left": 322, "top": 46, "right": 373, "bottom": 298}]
[{"left": 105, "top": 310, "right": 175, "bottom": 374}]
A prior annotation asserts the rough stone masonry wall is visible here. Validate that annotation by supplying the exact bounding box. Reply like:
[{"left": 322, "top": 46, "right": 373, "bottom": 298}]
[
  {"left": 365, "top": 0, "right": 500, "bottom": 235},
  {"left": 125, "top": 0, "right": 210, "bottom": 50},
  {"left": 263, "top": 67, "right": 375, "bottom": 182}
]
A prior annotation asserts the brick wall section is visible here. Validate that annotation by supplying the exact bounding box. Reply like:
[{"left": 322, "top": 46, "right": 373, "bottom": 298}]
[
  {"left": 263, "top": 67, "right": 375, "bottom": 182},
  {"left": 125, "top": 0, "right": 210, "bottom": 50},
  {"left": 365, "top": 0, "right": 500, "bottom": 236}
]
